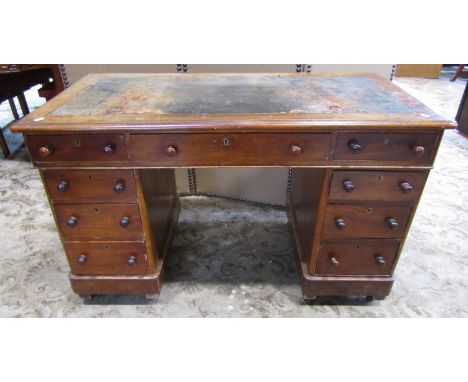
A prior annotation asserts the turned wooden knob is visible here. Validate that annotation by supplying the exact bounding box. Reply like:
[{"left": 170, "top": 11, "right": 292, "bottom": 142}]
[
  {"left": 128, "top": 255, "right": 137, "bottom": 266},
  {"left": 56, "top": 180, "right": 69, "bottom": 192},
  {"left": 412, "top": 145, "right": 425, "bottom": 156},
  {"left": 102, "top": 143, "right": 115, "bottom": 154},
  {"left": 119, "top": 216, "right": 130, "bottom": 227},
  {"left": 399, "top": 182, "right": 413, "bottom": 193},
  {"left": 114, "top": 180, "right": 125, "bottom": 193},
  {"left": 386, "top": 218, "right": 399, "bottom": 230},
  {"left": 166, "top": 145, "right": 177, "bottom": 156},
  {"left": 348, "top": 139, "right": 362, "bottom": 153},
  {"left": 290, "top": 145, "right": 302, "bottom": 156},
  {"left": 38, "top": 145, "right": 53, "bottom": 157},
  {"left": 342, "top": 180, "right": 355, "bottom": 192},
  {"left": 375, "top": 256, "right": 386, "bottom": 266},
  {"left": 67, "top": 216, "right": 78, "bottom": 227},
  {"left": 330, "top": 257, "right": 340, "bottom": 266},
  {"left": 77, "top": 254, "right": 87, "bottom": 265},
  {"left": 335, "top": 218, "right": 347, "bottom": 229}
]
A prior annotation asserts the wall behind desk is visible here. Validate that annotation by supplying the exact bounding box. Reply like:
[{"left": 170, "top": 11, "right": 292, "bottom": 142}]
[{"left": 63, "top": 64, "right": 394, "bottom": 205}]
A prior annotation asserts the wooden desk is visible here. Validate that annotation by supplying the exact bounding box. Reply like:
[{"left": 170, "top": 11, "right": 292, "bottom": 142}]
[{"left": 12, "top": 73, "right": 455, "bottom": 302}]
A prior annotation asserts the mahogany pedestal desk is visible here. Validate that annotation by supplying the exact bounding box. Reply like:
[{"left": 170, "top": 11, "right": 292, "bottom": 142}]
[{"left": 12, "top": 73, "right": 455, "bottom": 303}]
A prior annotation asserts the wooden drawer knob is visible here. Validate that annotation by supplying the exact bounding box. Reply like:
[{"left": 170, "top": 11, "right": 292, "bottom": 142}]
[
  {"left": 128, "top": 255, "right": 137, "bottom": 266},
  {"left": 114, "top": 180, "right": 125, "bottom": 193},
  {"left": 386, "top": 218, "right": 399, "bottom": 230},
  {"left": 375, "top": 256, "right": 386, "bottom": 267},
  {"left": 412, "top": 145, "right": 425, "bottom": 156},
  {"left": 56, "top": 180, "right": 69, "bottom": 192},
  {"left": 290, "top": 145, "right": 302, "bottom": 156},
  {"left": 102, "top": 143, "right": 115, "bottom": 154},
  {"left": 330, "top": 257, "right": 340, "bottom": 266},
  {"left": 342, "top": 180, "right": 355, "bottom": 192},
  {"left": 399, "top": 182, "right": 413, "bottom": 193},
  {"left": 77, "top": 254, "right": 87, "bottom": 265},
  {"left": 166, "top": 145, "right": 177, "bottom": 156},
  {"left": 38, "top": 145, "right": 53, "bottom": 157},
  {"left": 119, "top": 216, "right": 130, "bottom": 227},
  {"left": 347, "top": 139, "right": 362, "bottom": 153},
  {"left": 66, "top": 216, "right": 78, "bottom": 227},
  {"left": 335, "top": 218, "right": 347, "bottom": 229}
]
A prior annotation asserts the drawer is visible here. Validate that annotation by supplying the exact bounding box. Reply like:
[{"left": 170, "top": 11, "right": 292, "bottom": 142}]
[
  {"left": 328, "top": 170, "right": 428, "bottom": 203},
  {"left": 334, "top": 133, "right": 439, "bottom": 164},
  {"left": 64, "top": 242, "right": 150, "bottom": 276},
  {"left": 26, "top": 134, "right": 128, "bottom": 163},
  {"left": 316, "top": 241, "right": 399, "bottom": 276},
  {"left": 129, "top": 133, "right": 331, "bottom": 166},
  {"left": 43, "top": 169, "right": 137, "bottom": 203},
  {"left": 322, "top": 204, "right": 412, "bottom": 239},
  {"left": 54, "top": 204, "right": 143, "bottom": 240}
]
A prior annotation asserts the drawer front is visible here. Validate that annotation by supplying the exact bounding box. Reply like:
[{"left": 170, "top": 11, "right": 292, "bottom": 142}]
[
  {"left": 316, "top": 241, "right": 400, "bottom": 276},
  {"left": 64, "top": 242, "right": 150, "bottom": 276},
  {"left": 43, "top": 169, "right": 137, "bottom": 203},
  {"left": 334, "top": 133, "right": 439, "bottom": 164},
  {"left": 328, "top": 170, "right": 428, "bottom": 203},
  {"left": 129, "top": 133, "right": 331, "bottom": 166},
  {"left": 54, "top": 204, "right": 143, "bottom": 240},
  {"left": 322, "top": 204, "right": 412, "bottom": 239},
  {"left": 27, "top": 134, "right": 128, "bottom": 163}
]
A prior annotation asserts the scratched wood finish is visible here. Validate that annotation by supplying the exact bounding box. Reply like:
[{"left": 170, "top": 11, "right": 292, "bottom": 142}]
[
  {"left": 316, "top": 241, "right": 400, "bottom": 276},
  {"left": 43, "top": 169, "right": 137, "bottom": 203},
  {"left": 334, "top": 132, "right": 440, "bottom": 164},
  {"left": 322, "top": 204, "right": 413, "bottom": 240},
  {"left": 63, "top": 241, "right": 150, "bottom": 276},
  {"left": 54, "top": 203, "right": 143, "bottom": 241},
  {"left": 328, "top": 170, "right": 428, "bottom": 203},
  {"left": 129, "top": 133, "right": 331, "bottom": 166},
  {"left": 12, "top": 73, "right": 455, "bottom": 134}
]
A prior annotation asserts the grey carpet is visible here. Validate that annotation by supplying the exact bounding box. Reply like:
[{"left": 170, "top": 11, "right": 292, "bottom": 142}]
[{"left": 0, "top": 70, "right": 467, "bottom": 317}]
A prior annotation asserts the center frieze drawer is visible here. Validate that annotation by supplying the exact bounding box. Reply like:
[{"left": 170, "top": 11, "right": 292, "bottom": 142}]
[
  {"left": 54, "top": 203, "right": 143, "bottom": 241},
  {"left": 128, "top": 133, "right": 332, "bottom": 166},
  {"left": 322, "top": 204, "right": 412, "bottom": 240}
]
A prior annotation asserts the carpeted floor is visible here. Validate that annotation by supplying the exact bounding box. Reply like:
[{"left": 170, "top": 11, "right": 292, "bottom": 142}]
[{"left": 0, "top": 69, "right": 467, "bottom": 317}]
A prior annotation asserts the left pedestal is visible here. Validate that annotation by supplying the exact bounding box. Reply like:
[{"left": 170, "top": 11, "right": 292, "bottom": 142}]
[{"left": 40, "top": 167, "right": 180, "bottom": 299}]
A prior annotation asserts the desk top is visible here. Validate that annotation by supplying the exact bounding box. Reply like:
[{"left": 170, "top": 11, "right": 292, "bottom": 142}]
[{"left": 13, "top": 73, "right": 455, "bottom": 133}]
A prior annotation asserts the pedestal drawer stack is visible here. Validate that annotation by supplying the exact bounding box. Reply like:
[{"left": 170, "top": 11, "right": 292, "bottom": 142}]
[{"left": 42, "top": 169, "right": 153, "bottom": 278}]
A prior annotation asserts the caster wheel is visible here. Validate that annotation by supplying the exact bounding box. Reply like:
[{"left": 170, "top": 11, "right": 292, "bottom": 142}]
[
  {"left": 145, "top": 294, "right": 160, "bottom": 301},
  {"left": 300, "top": 296, "right": 317, "bottom": 305},
  {"left": 365, "top": 296, "right": 374, "bottom": 303},
  {"left": 79, "top": 294, "right": 93, "bottom": 300}
]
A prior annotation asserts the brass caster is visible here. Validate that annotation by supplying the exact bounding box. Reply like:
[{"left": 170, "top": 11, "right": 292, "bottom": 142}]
[
  {"left": 145, "top": 294, "right": 160, "bottom": 301},
  {"left": 300, "top": 296, "right": 317, "bottom": 305}
]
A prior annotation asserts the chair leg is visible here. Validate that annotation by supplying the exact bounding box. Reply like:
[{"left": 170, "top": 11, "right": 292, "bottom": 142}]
[
  {"left": 17, "top": 92, "right": 30, "bottom": 115},
  {"left": 8, "top": 98, "right": 20, "bottom": 120},
  {"left": 0, "top": 128, "right": 10, "bottom": 158},
  {"left": 450, "top": 64, "right": 465, "bottom": 82}
]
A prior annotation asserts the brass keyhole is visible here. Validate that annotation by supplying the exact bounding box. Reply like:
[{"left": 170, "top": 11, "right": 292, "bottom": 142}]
[
  {"left": 378, "top": 175, "right": 384, "bottom": 181},
  {"left": 94, "top": 208, "right": 99, "bottom": 213},
  {"left": 367, "top": 207, "right": 373, "bottom": 214},
  {"left": 74, "top": 140, "right": 81, "bottom": 147},
  {"left": 223, "top": 138, "right": 230, "bottom": 146},
  {"left": 383, "top": 137, "right": 389, "bottom": 145}
]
